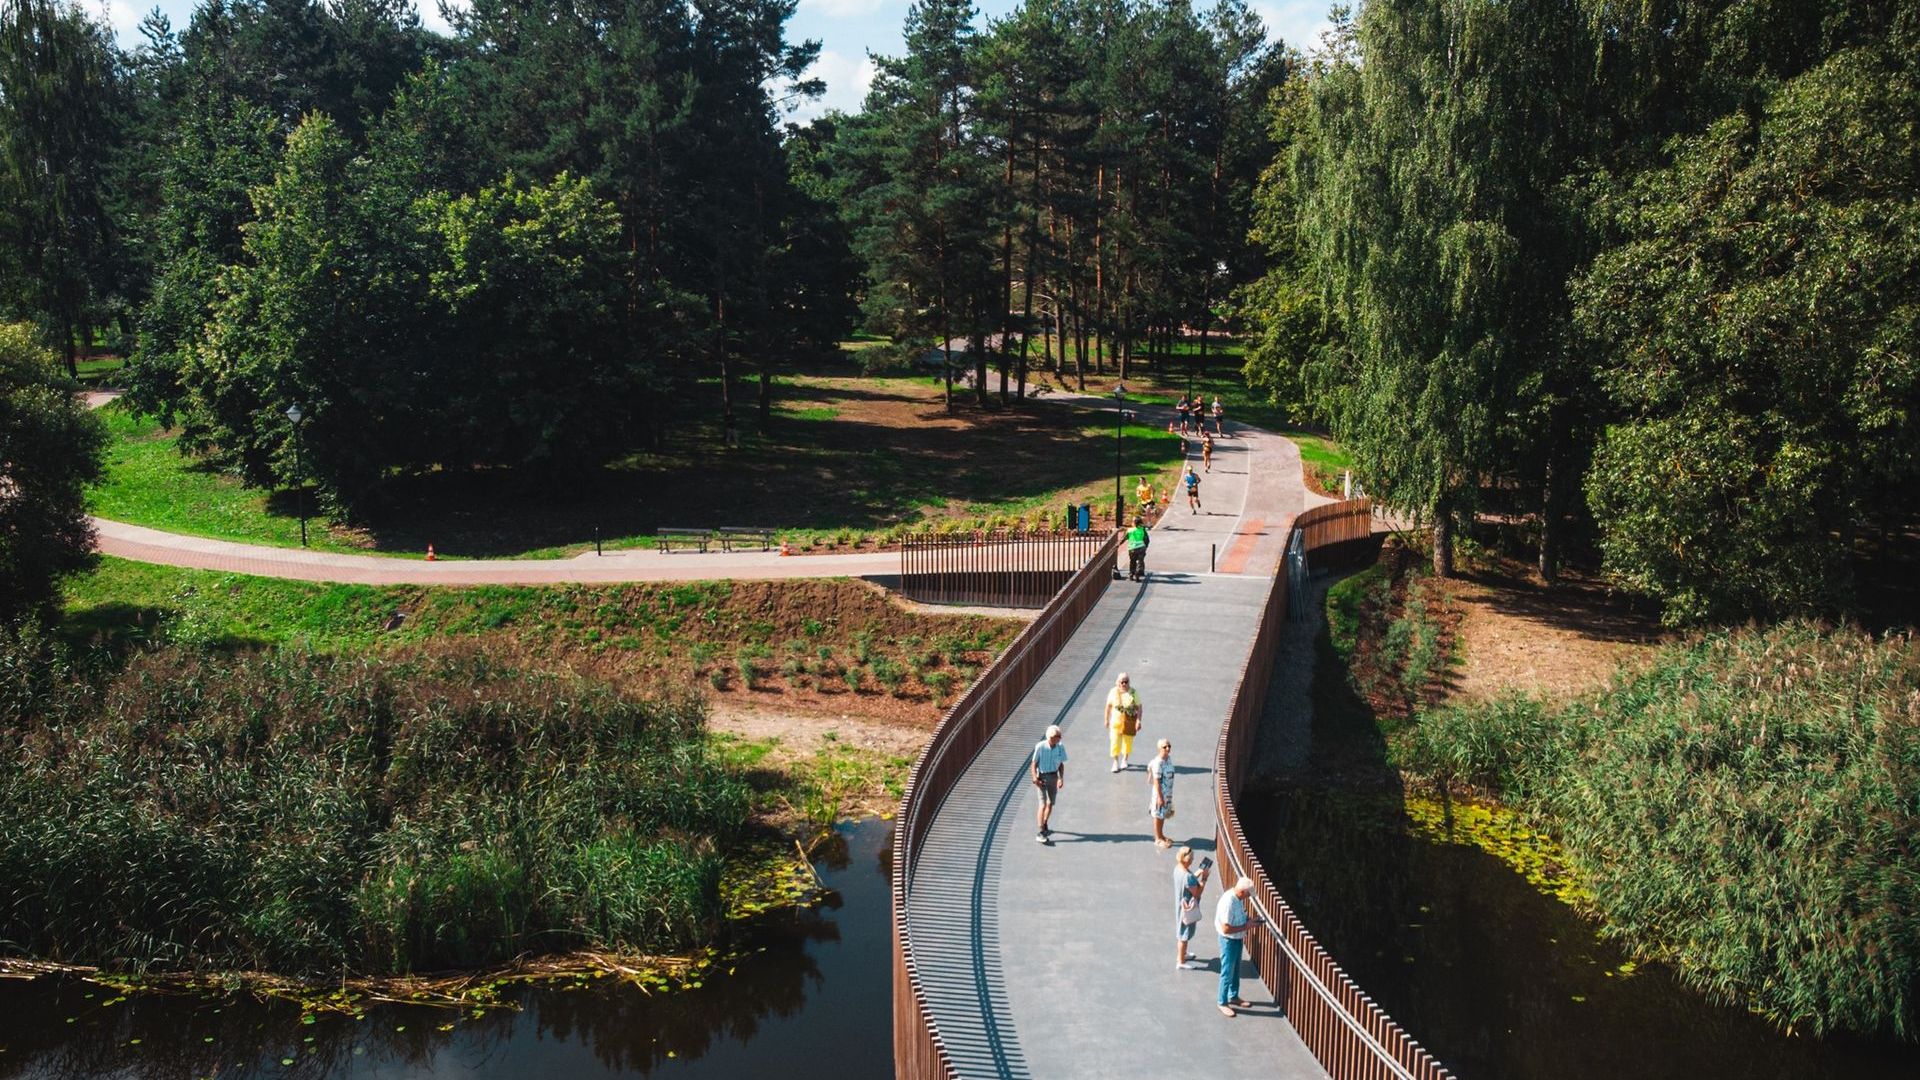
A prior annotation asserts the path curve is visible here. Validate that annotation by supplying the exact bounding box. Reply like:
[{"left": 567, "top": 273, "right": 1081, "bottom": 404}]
[{"left": 82, "top": 390, "right": 1328, "bottom": 586}]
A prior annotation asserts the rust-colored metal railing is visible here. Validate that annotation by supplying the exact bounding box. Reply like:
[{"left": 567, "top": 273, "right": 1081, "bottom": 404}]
[
  {"left": 1213, "top": 499, "right": 1455, "bottom": 1080},
  {"left": 893, "top": 529, "right": 1123, "bottom": 1078},
  {"left": 899, "top": 529, "right": 1111, "bottom": 608}
]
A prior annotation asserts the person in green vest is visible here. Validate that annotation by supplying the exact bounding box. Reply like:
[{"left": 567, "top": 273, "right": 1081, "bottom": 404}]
[{"left": 1126, "top": 516, "right": 1150, "bottom": 582}]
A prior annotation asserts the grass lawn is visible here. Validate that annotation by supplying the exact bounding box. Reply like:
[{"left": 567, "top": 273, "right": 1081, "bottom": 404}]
[
  {"left": 86, "top": 360, "right": 1191, "bottom": 558},
  {"left": 87, "top": 406, "right": 382, "bottom": 556},
  {"left": 74, "top": 354, "right": 126, "bottom": 387}
]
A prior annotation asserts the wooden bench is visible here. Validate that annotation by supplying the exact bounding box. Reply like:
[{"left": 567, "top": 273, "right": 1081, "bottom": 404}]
[
  {"left": 716, "top": 527, "right": 778, "bottom": 552},
  {"left": 657, "top": 528, "right": 712, "bottom": 553}
]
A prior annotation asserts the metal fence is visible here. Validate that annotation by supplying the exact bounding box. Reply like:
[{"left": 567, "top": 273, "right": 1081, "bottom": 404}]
[
  {"left": 892, "top": 529, "right": 1123, "bottom": 1078},
  {"left": 899, "top": 529, "right": 1113, "bottom": 608},
  {"left": 1212, "top": 499, "right": 1455, "bottom": 1080}
]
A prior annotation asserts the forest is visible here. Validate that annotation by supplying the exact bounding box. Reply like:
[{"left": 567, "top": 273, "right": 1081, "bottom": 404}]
[{"left": 2, "top": 0, "right": 1916, "bottom": 625}]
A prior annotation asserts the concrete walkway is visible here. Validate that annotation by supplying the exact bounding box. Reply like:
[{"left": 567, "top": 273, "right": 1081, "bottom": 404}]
[{"left": 904, "top": 413, "right": 1329, "bottom": 1079}]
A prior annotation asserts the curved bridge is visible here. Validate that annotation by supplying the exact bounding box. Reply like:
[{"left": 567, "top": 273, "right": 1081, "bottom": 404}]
[{"left": 892, "top": 421, "right": 1455, "bottom": 1080}]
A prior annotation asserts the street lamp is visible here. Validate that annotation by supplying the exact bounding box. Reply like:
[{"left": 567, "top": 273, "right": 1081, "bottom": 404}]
[
  {"left": 285, "top": 403, "right": 308, "bottom": 548},
  {"left": 1112, "top": 384, "right": 1127, "bottom": 528}
]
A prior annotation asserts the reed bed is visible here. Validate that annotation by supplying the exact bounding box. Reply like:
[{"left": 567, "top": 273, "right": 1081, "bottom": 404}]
[
  {"left": 0, "top": 631, "right": 751, "bottom": 977},
  {"left": 1395, "top": 621, "right": 1920, "bottom": 1038}
]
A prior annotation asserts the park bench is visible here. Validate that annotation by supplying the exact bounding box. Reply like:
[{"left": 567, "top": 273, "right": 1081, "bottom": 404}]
[
  {"left": 657, "top": 528, "right": 711, "bottom": 553},
  {"left": 716, "top": 527, "right": 778, "bottom": 553}
]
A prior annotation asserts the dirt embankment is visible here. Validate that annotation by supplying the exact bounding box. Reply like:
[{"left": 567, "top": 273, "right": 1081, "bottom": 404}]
[{"left": 1447, "top": 562, "right": 1666, "bottom": 703}]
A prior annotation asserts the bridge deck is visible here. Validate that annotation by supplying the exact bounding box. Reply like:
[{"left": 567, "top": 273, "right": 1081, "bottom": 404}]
[{"left": 904, "top": 419, "right": 1330, "bottom": 1079}]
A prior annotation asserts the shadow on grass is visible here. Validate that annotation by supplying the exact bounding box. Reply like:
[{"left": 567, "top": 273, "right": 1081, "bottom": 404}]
[
  {"left": 58, "top": 600, "right": 273, "bottom": 659},
  {"left": 340, "top": 385, "right": 1182, "bottom": 557}
]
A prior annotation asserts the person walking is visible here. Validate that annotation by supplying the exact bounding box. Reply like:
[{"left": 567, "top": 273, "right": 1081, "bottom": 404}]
[
  {"left": 1174, "top": 846, "right": 1210, "bottom": 969},
  {"left": 1211, "top": 396, "right": 1225, "bottom": 436},
  {"left": 1125, "top": 516, "right": 1150, "bottom": 582},
  {"left": 1147, "top": 738, "right": 1176, "bottom": 846},
  {"left": 1031, "top": 725, "right": 1067, "bottom": 843},
  {"left": 1104, "top": 672, "right": 1143, "bottom": 772},
  {"left": 1216, "top": 877, "right": 1257, "bottom": 1016},
  {"left": 1135, "top": 477, "right": 1156, "bottom": 516},
  {"left": 1184, "top": 466, "right": 1202, "bottom": 514},
  {"left": 1201, "top": 431, "right": 1214, "bottom": 474},
  {"left": 1174, "top": 395, "right": 1191, "bottom": 435}
]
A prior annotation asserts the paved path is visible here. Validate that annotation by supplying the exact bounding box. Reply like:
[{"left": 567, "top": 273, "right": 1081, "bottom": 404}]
[
  {"left": 905, "top": 414, "right": 1329, "bottom": 1079},
  {"left": 82, "top": 390, "right": 1320, "bottom": 588}
]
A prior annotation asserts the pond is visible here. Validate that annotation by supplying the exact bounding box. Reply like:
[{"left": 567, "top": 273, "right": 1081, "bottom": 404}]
[
  {"left": 0, "top": 819, "right": 895, "bottom": 1080},
  {"left": 1245, "top": 789, "right": 1916, "bottom": 1080}
]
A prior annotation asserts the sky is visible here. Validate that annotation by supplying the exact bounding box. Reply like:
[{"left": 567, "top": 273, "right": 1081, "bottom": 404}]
[{"left": 97, "top": 0, "right": 1334, "bottom": 123}]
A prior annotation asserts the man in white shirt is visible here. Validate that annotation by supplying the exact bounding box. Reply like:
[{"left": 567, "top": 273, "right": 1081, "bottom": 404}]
[
  {"left": 1030, "top": 725, "right": 1068, "bottom": 843},
  {"left": 1215, "top": 877, "right": 1256, "bottom": 1016}
]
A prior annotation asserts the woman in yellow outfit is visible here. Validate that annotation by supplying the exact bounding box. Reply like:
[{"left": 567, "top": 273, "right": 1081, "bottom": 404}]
[{"left": 1105, "top": 672, "right": 1143, "bottom": 772}]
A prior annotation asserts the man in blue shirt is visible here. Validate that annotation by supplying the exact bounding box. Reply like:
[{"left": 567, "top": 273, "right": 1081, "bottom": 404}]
[{"left": 1030, "top": 725, "right": 1068, "bottom": 843}]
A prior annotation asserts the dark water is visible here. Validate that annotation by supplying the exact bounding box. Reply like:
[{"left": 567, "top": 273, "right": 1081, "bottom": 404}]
[
  {"left": 1246, "top": 790, "right": 1917, "bottom": 1080},
  {"left": 0, "top": 820, "right": 894, "bottom": 1080}
]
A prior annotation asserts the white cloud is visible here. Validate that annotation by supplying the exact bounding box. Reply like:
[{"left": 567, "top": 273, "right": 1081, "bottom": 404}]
[
  {"left": 93, "top": 0, "right": 148, "bottom": 41},
  {"left": 799, "top": 0, "right": 890, "bottom": 19},
  {"left": 416, "top": 0, "right": 469, "bottom": 37},
  {"left": 1252, "top": 0, "right": 1335, "bottom": 54},
  {"left": 785, "top": 48, "right": 877, "bottom": 125}
]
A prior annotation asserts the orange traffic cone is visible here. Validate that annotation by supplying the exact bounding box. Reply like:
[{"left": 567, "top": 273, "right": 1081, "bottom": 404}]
[{"left": 425, "top": 544, "right": 436, "bottom": 562}]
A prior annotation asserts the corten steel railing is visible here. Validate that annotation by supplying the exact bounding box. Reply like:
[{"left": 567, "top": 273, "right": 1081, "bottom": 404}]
[
  {"left": 899, "top": 529, "right": 1111, "bottom": 608},
  {"left": 1213, "top": 499, "right": 1456, "bottom": 1080},
  {"left": 893, "top": 529, "right": 1123, "bottom": 1078}
]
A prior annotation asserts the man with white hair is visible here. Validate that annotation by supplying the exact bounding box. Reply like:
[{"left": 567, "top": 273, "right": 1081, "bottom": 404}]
[
  {"left": 1215, "top": 877, "right": 1257, "bottom": 1016},
  {"left": 1030, "top": 724, "right": 1068, "bottom": 843}
]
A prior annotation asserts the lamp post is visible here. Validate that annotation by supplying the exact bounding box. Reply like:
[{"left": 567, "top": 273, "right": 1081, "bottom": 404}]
[
  {"left": 1112, "top": 384, "right": 1127, "bottom": 528},
  {"left": 285, "top": 403, "right": 308, "bottom": 548}
]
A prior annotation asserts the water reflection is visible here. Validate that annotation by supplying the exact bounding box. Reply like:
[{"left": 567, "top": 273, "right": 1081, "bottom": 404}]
[
  {"left": 1246, "top": 789, "right": 1914, "bottom": 1080},
  {"left": 0, "top": 820, "right": 895, "bottom": 1080}
]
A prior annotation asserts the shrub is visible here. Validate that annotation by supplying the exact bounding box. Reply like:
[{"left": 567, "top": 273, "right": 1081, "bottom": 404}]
[
  {"left": 842, "top": 666, "right": 863, "bottom": 693},
  {"left": 852, "top": 631, "right": 875, "bottom": 665},
  {"left": 734, "top": 654, "right": 758, "bottom": 690},
  {"left": 0, "top": 639, "right": 748, "bottom": 976},
  {"left": 1394, "top": 622, "right": 1920, "bottom": 1038},
  {"left": 924, "top": 670, "right": 954, "bottom": 703},
  {"left": 871, "top": 657, "right": 905, "bottom": 694}
]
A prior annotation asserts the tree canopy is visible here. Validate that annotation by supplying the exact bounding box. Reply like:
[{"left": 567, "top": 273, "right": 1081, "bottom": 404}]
[{"left": 1243, "top": 0, "right": 1918, "bottom": 620}]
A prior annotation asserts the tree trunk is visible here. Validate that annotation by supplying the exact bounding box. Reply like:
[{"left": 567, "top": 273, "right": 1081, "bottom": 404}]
[
  {"left": 1433, "top": 499, "right": 1456, "bottom": 578},
  {"left": 757, "top": 368, "right": 772, "bottom": 434},
  {"left": 61, "top": 316, "right": 78, "bottom": 381},
  {"left": 715, "top": 293, "right": 733, "bottom": 447},
  {"left": 941, "top": 325, "right": 954, "bottom": 413},
  {"left": 1074, "top": 318, "right": 1087, "bottom": 392},
  {"left": 972, "top": 330, "right": 988, "bottom": 409},
  {"left": 1538, "top": 460, "right": 1559, "bottom": 585}
]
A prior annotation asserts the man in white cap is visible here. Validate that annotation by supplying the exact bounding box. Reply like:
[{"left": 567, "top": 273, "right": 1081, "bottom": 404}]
[
  {"left": 1030, "top": 724, "right": 1067, "bottom": 843},
  {"left": 1215, "top": 877, "right": 1257, "bottom": 1016}
]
